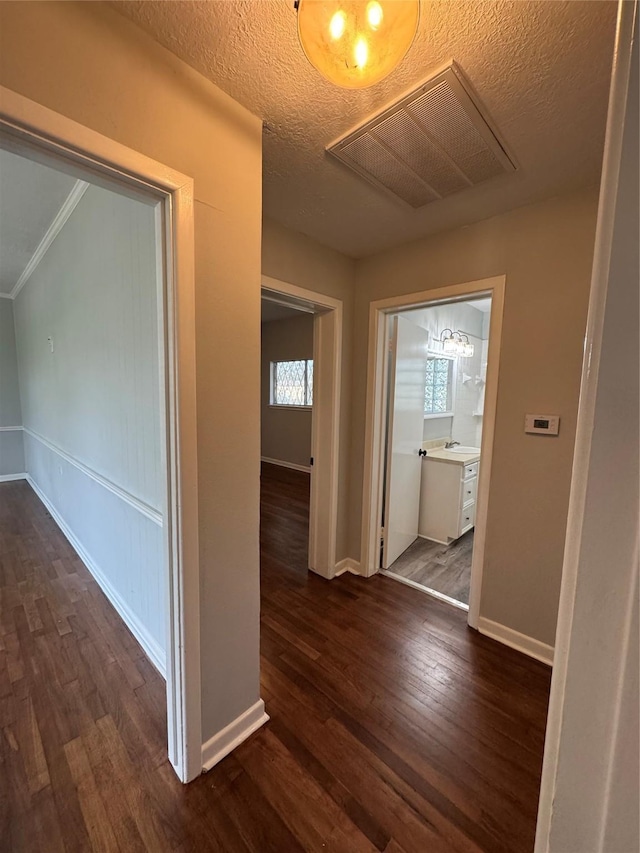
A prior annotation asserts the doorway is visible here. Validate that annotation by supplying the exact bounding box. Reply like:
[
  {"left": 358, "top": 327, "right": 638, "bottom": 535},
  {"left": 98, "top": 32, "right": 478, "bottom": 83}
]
[
  {"left": 260, "top": 276, "right": 343, "bottom": 579},
  {"left": 360, "top": 276, "right": 505, "bottom": 628},
  {"left": 260, "top": 295, "right": 315, "bottom": 574},
  {"left": 0, "top": 87, "right": 201, "bottom": 782},
  {"left": 380, "top": 297, "right": 492, "bottom": 610}
]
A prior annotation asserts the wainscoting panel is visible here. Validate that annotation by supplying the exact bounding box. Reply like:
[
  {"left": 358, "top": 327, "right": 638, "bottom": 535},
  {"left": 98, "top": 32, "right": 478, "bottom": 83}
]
[
  {"left": 24, "top": 430, "right": 166, "bottom": 669},
  {"left": 0, "top": 428, "right": 25, "bottom": 477}
]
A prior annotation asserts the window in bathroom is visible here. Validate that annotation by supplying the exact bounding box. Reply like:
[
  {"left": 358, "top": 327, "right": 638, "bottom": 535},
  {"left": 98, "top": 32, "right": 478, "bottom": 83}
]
[{"left": 424, "top": 355, "right": 454, "bottom": 416}]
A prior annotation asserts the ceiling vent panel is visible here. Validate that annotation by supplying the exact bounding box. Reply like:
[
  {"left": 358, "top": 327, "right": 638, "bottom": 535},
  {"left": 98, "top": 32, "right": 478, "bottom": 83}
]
[
  {"left": 327, "top": 63, "right": 516, "bottom": 209},
  {"left": 341, "top": 134, "right": 438, "bottom": 208},
  {"left": 373, "top": 110, "right": 470, "bottom": 197}
]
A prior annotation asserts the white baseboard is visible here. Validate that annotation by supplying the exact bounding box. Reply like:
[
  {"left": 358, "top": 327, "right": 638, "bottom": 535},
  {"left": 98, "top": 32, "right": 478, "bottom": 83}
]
[
  {"left": 334, "top": 557, "right": 363, "bottom": 577},
  {"left": 25, "top": 474, "right": 166, "bottom": 677},
  {"left": 261, "top": 456, "right": 311, "bottom": 474},
  {"left": 0, "top": 473, "right": 27, "bottom": 482},
  {"left": 201, "top": 699, "right": 269, "bottom": 772},
  {"left": 477, "top": 616, "right": 554, "bottom": 666}
]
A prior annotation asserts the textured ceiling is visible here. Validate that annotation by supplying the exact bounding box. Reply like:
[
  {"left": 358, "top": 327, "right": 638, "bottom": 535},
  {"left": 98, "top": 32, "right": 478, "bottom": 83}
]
[
  {"left": 0, "top": 149, "right": 77, "bottom": 294},
  {"left": 113, "top": 1, "right": 617, "bottom": 258}
]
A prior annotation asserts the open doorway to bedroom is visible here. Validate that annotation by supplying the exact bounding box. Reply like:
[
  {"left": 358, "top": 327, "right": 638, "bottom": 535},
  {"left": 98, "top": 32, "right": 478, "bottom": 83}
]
[
  {"left": 260, "top": 277, "right": 342, "bottom": 582},
  {"left": 260, "top": 296, "right": 315, "bottom": 575},
  {"left": 0, "top": 93, "right": 200, "bottom": 783}
]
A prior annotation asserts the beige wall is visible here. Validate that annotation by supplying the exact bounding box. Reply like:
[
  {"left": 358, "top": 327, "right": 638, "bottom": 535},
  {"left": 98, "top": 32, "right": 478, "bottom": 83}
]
[
  {"left": 0, "top": 1, "right": 263, "bottom": 743},
  {"left": 262, "top": 217, "right": 356, "bottom": 560},
  {"left": 261, "top": 313, "right": 314, "bottom": 468},
  {"left": 350, "top": 189, "right": 599, "bottom": 646}
]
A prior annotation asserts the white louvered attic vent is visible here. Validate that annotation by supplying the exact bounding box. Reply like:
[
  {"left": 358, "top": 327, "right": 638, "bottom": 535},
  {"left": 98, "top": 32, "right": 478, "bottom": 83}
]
[{"left": 327, "top": 63, "right": 516, "bottom": 209}]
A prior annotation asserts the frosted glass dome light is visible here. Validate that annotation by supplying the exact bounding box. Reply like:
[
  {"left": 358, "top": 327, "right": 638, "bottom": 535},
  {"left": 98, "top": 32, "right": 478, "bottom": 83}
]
[{"left": 296, "top": 0, "right": 420, "bottom": 90}]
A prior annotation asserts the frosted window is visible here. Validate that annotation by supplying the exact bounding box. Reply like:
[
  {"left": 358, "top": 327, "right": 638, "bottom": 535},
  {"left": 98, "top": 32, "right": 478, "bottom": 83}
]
[
  {"left": 272, "top": 360, "right": 313, "bottom": 406},
  {"left": 425, "top": 356, "right": 453, "bottom": 414}
]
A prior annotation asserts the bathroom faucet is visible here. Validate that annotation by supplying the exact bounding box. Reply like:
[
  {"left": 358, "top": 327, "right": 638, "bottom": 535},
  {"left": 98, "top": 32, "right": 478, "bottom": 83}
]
[{"left": 445, "top": 440, "right": 460, "bottom": 449}]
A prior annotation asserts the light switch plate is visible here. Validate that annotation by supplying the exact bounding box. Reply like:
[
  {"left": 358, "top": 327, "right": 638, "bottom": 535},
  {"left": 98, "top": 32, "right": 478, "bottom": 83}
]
[{"left": 525, "top": 414, "right": 560, "bottom": 435}]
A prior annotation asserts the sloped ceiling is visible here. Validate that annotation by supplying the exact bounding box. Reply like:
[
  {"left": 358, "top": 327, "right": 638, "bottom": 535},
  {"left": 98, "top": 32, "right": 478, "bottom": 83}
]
[
  {"left": 113, "top": 0, "right": 617, "bottom": 257},
  {"left": 0, "top": 149, "right": 77, "bottom": 295}
]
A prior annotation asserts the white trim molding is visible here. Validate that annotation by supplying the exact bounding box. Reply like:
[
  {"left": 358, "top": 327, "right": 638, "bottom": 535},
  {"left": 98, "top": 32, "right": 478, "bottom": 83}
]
[
  {"left": 11, "top": 180, "right": 90, "bottom": 299},
  {"left": 334, "top": 557, "right": 363, "bottom": 576},
  {"left": 261, "top": 456, "right": 311, "bottom": 474},
  {"left": 535, "top": 4, "right": 638, "bottom": 849},
  {"left": 0, "top": 473, "right": 27, "bottom": 483},
  {"left": 26, "top": 473, "right": 166, "bottom": 675},
  {"left": 477, "top": 617, "right": 554, "bottom": 667},
  {"left": 201, "top": 700, "right": 269, "bottom": 772},
  {"left": 24, "top": 426, "right": 163, "bottom": 526}
]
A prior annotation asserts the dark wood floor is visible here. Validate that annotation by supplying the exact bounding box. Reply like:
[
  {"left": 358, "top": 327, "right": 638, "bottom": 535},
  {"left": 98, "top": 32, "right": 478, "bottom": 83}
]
[
  {"left": 388, "top": 531, "right": 474, "bottom": 605},
  {"left": 1, "top": 468, "right": 551, "bottom": 852}
]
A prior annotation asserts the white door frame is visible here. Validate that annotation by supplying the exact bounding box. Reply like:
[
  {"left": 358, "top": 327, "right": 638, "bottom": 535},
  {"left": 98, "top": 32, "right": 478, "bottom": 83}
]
[
  {"left": 0, "top": 86, "right": 202, "bottom": 782},
  {"left": 534, "top": 0, "right": 638, "bottom": 847},
  {"left": 360, "top": 275, "right": 505, "bottom": 628},
  {"left": 261, "top": 275, "right": 342, "bottom": 579}
]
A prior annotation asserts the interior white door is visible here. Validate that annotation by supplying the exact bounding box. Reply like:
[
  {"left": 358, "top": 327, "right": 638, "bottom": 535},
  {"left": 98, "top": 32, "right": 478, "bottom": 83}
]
[{"left": 382, "top": 316, "right": 430, "bottom": 569}]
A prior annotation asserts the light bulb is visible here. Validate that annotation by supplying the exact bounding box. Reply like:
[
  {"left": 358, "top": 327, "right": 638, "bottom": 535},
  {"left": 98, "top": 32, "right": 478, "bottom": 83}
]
[
  {"left": 329, "top": 10, "right": 346, "bottom": 39},
  {"left": 297, "top": 0, "right": 419, "bottom": 89},
  {"left": 367, "top": 1, "right": 383, "bottom": 29},
  {"left": 354, "top": 37, "right": 368, "bottom": 68}
]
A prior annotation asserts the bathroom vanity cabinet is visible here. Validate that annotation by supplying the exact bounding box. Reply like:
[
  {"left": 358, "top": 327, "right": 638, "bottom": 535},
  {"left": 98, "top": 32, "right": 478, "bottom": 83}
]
[{"left": 418, "top": 451, "right": 479, "bottom": 544}]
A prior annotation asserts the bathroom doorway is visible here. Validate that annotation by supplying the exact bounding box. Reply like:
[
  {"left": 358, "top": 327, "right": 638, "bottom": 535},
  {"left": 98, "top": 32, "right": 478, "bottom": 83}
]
[
  {"left": 360, "top": 276, "right": 505, "bottom": 628},
  {"left": 381, "top": 297, "right": 492, "bottom": 610}
]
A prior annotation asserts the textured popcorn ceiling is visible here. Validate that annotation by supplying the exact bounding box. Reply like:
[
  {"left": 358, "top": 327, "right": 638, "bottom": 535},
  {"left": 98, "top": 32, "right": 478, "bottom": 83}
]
[{"left": 113, "top": 1, "right": 617, "bottom": 258}]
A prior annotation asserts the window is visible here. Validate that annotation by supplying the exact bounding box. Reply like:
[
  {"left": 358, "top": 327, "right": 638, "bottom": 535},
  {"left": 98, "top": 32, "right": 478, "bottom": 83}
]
[
  {"left": 271, "top": 359, "right": 313, "bottom": 407},
  {"left": 424, "top": 355, "right": 454, "bottom": 415}
]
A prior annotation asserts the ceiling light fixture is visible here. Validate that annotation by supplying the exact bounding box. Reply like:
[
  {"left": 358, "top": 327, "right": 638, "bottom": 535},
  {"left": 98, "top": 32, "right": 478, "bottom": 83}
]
[
  {"left": 440, "top": 329, "right": 475, "bottom": 358},
  {"left": 295, "top": 0, "right": 420, "bottom": 90}
]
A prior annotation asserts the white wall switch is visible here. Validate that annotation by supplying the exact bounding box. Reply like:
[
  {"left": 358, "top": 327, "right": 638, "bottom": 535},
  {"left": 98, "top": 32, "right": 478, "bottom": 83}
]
[{"left": 525, "top": 414, "right": 560, "bottom": 435}]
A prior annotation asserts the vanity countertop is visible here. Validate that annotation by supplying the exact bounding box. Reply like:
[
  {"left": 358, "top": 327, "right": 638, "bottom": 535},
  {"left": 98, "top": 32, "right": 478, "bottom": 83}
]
[{"left": 422, "top": 445, "right": 481, "bottom": 465}]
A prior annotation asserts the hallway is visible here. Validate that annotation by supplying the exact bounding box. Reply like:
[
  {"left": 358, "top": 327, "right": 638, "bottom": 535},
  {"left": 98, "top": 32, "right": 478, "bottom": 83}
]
[{"left": 2, "top": 473, "right": 551, "bottom": 851}]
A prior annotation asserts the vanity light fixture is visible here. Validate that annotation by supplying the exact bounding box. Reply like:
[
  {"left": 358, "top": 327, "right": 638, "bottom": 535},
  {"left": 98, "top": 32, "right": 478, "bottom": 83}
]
[
  {"left": 459, "top": 334, "right": 475, "bottom": 358},
  {"left": 295, "top": 0, "right": 420, "bottom": 89},
  {"left": 440, "top": 328, "right": 461, "bottom": 354},
  {"left": 439, "top": 329, "right": 475, "bottom": 357}
]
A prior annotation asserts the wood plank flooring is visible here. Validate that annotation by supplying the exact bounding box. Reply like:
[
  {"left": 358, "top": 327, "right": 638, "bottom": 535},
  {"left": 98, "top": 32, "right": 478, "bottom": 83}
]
[
  {"left": 1, "top": 469, "right": 551, "bottom": 852},
  {"left": 388, "top": 531, "right": 474, "bottom": 604}
]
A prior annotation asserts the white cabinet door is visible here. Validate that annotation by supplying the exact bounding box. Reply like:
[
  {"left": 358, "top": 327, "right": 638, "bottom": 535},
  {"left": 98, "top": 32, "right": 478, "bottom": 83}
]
[{"left": 382, "top": 316, "right": 430, "bottom": 569}]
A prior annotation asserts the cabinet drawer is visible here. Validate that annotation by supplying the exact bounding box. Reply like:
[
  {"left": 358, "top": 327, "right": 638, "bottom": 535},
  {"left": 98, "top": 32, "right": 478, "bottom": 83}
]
[
  {"left": 460, "top": 502, "right": 475, "bottom": 535},
  {"left": 463, "top": 462, "right": 478, "bottom": 480},
  {"left": 461, "top": 476, "right": 477, "bottom": 507}
]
